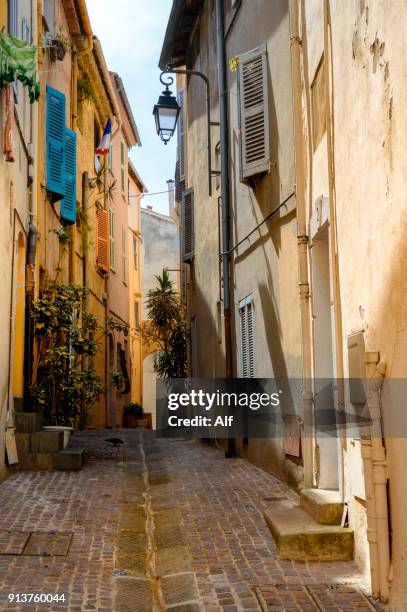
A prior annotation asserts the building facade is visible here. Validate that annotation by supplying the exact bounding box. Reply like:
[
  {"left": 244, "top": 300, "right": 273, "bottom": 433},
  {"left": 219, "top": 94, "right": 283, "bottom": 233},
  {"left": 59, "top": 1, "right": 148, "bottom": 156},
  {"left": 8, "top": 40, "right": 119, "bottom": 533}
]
[{"left": 160, "top": 0, "right": 407, "bottom": 607}]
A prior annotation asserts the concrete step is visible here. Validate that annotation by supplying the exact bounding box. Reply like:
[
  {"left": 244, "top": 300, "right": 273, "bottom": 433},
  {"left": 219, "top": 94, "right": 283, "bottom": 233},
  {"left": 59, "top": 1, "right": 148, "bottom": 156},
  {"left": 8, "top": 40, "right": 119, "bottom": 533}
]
[
  {"left": 30, "top": 431, "right": 64, "bottom": 454},
  {"left": 263, "top": 499, "right": 353, "bottom": 561},
  {"left": 53, "top": 448, "right": 84, "bottom": 471},
  {"left": 300, "top": 488, "right": 343, "bottom": 525}
]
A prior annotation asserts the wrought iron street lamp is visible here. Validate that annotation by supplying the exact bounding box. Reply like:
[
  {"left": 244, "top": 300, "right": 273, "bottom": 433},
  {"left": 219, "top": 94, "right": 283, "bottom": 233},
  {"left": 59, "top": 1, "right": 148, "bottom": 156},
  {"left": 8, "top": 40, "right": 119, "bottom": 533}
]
[{"left": 153, "top": 74, "right": 181, "bottom": 145}]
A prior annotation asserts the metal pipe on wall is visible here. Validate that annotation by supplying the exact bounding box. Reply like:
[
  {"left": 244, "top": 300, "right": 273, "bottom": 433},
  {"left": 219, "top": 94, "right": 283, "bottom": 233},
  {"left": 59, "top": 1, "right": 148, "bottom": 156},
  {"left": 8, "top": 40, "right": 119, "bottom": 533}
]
[
  {"left": 215, "top": 0, "right": 232, "bottom": 381},
  {"left": 288, "top": 0, "right": 314, "bottom": 488}
]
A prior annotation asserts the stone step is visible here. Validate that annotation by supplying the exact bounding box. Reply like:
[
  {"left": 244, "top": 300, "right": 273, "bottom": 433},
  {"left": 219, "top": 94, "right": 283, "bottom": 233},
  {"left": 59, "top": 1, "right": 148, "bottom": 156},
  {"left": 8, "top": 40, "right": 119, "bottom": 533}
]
[
  {"left": 52, "top": 448, "right": 84, "bottom": 471},
  {"left": 300, "top": 488, "right": 343, "bottom": 525},
  {"left": 263, "top": 499, "right": 353, "bottom": 561},
  {"left": 14, "top": 412, "right": 43, "bottom": 433},
  {"left": 30, "top": 431, "right": 64, "bottom": 453}
]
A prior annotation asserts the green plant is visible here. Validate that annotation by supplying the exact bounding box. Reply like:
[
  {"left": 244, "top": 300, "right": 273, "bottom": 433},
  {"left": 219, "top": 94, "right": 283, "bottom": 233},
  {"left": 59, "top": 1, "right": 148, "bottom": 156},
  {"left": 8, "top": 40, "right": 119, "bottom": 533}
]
[
  {"left": 124, "top": 403, "right": 143, "bottom": 417},
  {"left": 77, "top": 75, "right": 95, "bottom": 103},
  {"left": 51, "top": 226, "right": 71, "bottom": 245},
  {"left": 31, "top": 283, "right": 104, "bottom": 426},
  {"left": 110, "top": 371, "right": 124, "bottom": 389},
  {"left": 141, "top": 269, "right": 187, "bottom": 379}
]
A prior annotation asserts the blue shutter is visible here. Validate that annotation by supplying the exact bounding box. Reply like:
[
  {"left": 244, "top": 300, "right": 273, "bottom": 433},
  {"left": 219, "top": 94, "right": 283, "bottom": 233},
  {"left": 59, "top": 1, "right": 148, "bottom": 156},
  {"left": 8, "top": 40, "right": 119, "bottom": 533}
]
[
  {"left": 61, "top": 128, "right": 77, "bottom": 223},
  {"left": 46, "top": 86, "right": 66, "bottom": 198}
]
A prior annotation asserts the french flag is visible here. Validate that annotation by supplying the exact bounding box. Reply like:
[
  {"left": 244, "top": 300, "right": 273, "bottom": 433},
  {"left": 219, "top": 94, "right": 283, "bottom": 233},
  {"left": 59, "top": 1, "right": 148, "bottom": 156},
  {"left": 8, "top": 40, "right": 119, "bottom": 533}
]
[{"left": 96, "top": 119, "right": 112, "bottom": 155}]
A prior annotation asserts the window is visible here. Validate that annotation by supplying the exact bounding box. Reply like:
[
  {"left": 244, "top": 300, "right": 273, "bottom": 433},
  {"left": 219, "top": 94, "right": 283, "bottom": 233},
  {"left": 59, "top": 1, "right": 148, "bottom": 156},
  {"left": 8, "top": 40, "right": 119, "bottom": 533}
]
[
  {"left": 239, "top": 296, "right": 255, "bottom": 378},
  {"left": 8, "top": 0, "right": 18, "bottom": 36},
  {"left": 181, "top": 188, "right": 194, "bottom": 262},
  {"left": 238, "top": 44, "right": 270, "bottom": 180},
  {"left": 133, "top": 236, "right": 138, "bottom": 269},
  {"left": 96, "top": 207, "right": 109, "bottom": 272},
  {"left": 108, "top": 145, "right": 113, "bottom": 171},
  {"left": 122, "top": 226, "right": 128, "bottom": 284},
  {"left": 109, "top": 208, "right": 115, "bottom": 270},
  {"left": 46, "top": 86, "right": 66, "bottom": 197},
  {"left": 177, "top": 88, "right": 186, "bottom": 180},
  {"left": 42, "top": 0, "right": 55, "bottom": 36},
  {"left": 120, "top": 141, "right": 125, "bottom": 193},
  {"left": 134, "top": 301, "right": 139, "bottom": 327}
]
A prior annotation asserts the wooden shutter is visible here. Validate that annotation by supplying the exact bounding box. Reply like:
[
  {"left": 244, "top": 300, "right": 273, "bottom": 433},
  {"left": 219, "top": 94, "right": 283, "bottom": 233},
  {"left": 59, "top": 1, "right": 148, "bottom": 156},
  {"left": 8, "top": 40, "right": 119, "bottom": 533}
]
[
  {"left": 177, "top": 89, "right": 186, "bottom": 180},
  {"left": 109, "top": 208, "right": 115, "bottom": 270},
  {"left": 181, "top": 188, "right": 194, "bottom": 262},
  {"left": 96, "top": 208, "right": 109, "bottom": 272},
  {"left": 238, "top": 44, "right": 269, "bottom": 179},
  {"left": 239, "top": 297, "right": 255, "bottom": 378},
  {"left": 60, "top": 128, "right": 77, "bottom": 223},
  {"left": 46, "top": 86, "right": 66, "bottom": 197}
]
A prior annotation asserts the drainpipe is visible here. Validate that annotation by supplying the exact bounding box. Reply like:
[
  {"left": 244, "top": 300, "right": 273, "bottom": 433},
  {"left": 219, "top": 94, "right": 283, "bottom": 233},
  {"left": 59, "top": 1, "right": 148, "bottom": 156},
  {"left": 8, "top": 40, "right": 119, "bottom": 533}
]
[
  {"left": 364, "top": 357, "right": 390, "bottom": 602},
  {"left": 215, "top": 0, "right": 234, "bottom": 457},
  {"left": 289, "top": 0, "right": 314, "bottom": 487},
  {"left": 215, "top": 0, "right": 232, "bottom": 380},
  {"left": 69, "top": 49, "right": 78, "bottom": 284}
]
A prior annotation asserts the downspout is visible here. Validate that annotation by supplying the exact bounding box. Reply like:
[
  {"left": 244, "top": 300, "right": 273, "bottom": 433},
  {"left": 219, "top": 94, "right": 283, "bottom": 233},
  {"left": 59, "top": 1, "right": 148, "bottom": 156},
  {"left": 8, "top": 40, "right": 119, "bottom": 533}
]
[
  {"left": 289, "top": 0, "right": 314, "bottom": 487},
  {"left": 215, "top": 0, "right": 232, "bottom": 380},
  {"left": 215, "top": 0, "right": 234, "bottom": 458},
  {"left": 69, "top": 49, "right": 78, "bottom": 284}
]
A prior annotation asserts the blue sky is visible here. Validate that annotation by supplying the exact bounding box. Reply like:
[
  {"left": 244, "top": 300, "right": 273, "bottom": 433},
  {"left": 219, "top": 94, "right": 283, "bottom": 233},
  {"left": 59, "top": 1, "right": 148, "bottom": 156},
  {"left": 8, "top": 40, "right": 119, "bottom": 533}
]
[{"left": 87, "top": 0, "right": 176, "bottom": 216}]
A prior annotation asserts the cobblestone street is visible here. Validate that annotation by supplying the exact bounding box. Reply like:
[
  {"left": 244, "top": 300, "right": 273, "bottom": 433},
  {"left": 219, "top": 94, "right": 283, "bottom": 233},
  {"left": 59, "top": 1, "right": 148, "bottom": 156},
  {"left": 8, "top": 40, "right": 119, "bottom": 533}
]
[{"left": 0, "top": 431, "right": 380, "bottom": 611}]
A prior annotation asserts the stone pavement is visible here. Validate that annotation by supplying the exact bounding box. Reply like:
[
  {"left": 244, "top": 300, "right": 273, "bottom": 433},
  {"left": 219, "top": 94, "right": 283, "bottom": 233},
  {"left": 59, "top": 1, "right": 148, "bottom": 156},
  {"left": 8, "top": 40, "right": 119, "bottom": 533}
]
[{"left": 0, "top": 430, "right": 384, "bottom": 611}]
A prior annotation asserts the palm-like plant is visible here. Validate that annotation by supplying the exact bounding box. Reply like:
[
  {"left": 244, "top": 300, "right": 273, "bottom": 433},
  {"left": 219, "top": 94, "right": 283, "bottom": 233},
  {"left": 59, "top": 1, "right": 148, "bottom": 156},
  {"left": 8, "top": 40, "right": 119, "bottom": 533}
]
[{"left": 143, "top": 269, "right": 186, "bottom": 378}]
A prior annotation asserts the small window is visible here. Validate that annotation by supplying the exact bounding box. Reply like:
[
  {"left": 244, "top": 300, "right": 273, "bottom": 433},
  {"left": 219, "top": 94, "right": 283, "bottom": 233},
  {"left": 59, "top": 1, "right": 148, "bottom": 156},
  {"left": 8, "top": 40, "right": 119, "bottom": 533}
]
[
  {"left": 8, "top": 0, "right": 18, "bottom": 36},
  {"left": 108, "top": 145, "right": 113, "bottom": 171},
  {"left": 181, "top": 188, "right": 194, "bottom": 262},
  {"left": 177, "top": 88, "right": 186, "bottom": 181},
  {"left": 133, "top": 236, "right": 138, "bottom": 269},
  {"left": 109, "top": 208, "right": 115, "bottom": 270},
  {"left": 134, "top": 301, "right": 139, "bottom": 327},
  {"left": 122, "top": 226, "right": 128, "bottom": 284},
  {"left": 239, "top": 296, "right": 255, "bottom": 378},
  {"left": 120, "top": 142, "right": 125, "bottom": 193},
  {"left": 42, "top": 0, "right": 55, "bottom": 36},
  {"left": 238, "top": 44, "right": 270, "bottom": 180}
]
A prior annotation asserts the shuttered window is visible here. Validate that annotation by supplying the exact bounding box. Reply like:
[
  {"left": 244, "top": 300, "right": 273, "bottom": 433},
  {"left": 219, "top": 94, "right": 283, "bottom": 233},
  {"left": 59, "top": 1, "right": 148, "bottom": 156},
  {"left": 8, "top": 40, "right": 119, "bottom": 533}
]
[
  {"left": 133, "top": 236, "right": 138, "bottom": 269},
  {"left": 96, "top": 208, "right": 109, "bottom": 272},
  {"left": 109, "top": 208, "right": 115, "bottom": 270},
  {"left": 8, "top": 0, "right": 18, "bottom": 36},
  {"left": 177, "top": 88, "right": 186, "bottom": 181},
  {"left": 181, "top": 188, "right": 194, "bottom": 262},
  {"left": 239, "top": 296, "right": 255, "bottom": 378},
  {"left": 60, "top": 128, "right": 77, "bottom": 223},
  {"left": 121, "top": 142, "right": 125, "bottom": 193},
  {"left": 46, "top": 86, "right": 66, "bottom": 197},
  {"left": 134, "top": 301, "right": 139, "bottom": 327},
  {"left": 238, "top": 44, "right": 270, "bottom": 179},
  {"left": 122, "top": 226, "right": 128, "bottom": 284}
]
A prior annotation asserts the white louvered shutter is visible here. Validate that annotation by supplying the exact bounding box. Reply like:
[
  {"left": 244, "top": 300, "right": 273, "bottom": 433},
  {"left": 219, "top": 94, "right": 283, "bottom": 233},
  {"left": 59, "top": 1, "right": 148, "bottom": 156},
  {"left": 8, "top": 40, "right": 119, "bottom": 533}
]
[
  {"left": 238, "top": 44, "right": 270, "bottom": 179},
  {"left": 177, "top": 89, "right": 186, "bottom": 181},
  {"left": 182, "top": 188, "right": 194, "bottom": 262},
  {"left": 240, "top": 297, "right": 255, "bottom": 378}
]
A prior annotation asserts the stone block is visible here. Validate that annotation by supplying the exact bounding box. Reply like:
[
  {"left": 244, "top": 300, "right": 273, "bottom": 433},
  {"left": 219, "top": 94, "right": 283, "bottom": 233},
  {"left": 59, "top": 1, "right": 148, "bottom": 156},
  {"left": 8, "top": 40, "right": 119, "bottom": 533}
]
[
  {"left": 263, "top": 499, "right": 354, "bottom": 561},
  {"left": 300, "top": 488, "right": 344, "bottom": 525},
  {"left": 52, "top": 448, "right": 84, "bottom": 471},
  {"left": 14, "top": 433, "right": 30, "bottom": 469},
  {"left": 14, "top": 412, "right": 43, "bottom": 433},
  {"left": 28, "top": 453, "right": 53, "bottom": 470},
  {"left": 30, "top": 431, "right": 63, "bottom": 453}
]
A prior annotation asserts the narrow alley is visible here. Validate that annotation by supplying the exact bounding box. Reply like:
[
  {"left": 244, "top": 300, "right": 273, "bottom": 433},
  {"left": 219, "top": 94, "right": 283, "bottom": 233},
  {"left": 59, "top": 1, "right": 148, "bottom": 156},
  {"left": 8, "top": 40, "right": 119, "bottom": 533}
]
[{"left": 0, "top": 432, "right": 383, "bottom": 612}]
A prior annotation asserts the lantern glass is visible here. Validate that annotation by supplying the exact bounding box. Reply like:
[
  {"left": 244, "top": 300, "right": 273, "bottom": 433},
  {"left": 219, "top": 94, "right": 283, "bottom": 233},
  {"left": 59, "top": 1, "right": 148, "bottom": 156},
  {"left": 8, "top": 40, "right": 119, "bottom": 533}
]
[{"left": 153, "top": 84, "right": 181, "bottom": 144}]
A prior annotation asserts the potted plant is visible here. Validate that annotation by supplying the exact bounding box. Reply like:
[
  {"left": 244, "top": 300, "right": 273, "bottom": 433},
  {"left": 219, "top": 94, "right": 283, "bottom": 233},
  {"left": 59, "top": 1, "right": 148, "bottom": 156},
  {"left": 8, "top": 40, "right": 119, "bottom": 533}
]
[
  {"left": 123, "top": 403, "right": 144, "bottom": 428},
  {"left": 31, "top": 283, "right": 103, "bottom": 445}
]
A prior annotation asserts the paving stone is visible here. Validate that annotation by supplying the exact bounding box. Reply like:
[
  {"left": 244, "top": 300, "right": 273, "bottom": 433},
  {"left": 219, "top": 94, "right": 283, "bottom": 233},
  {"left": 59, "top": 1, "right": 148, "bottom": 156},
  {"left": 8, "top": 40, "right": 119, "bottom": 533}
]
[
  {"left": 156, "top": 546, "right": 192, "bottom": 575},
  {"left": 161, "top": 572, "right": 199, "bottom": 607},
  {"left": 23, "top": 532, "right": 72, "bottom": 556},
  {"left": 155, "top": 525, "right": 186, "bottom": 550},
  {"left": 114, "top": 576, "right": 153, "bottom": 611}
]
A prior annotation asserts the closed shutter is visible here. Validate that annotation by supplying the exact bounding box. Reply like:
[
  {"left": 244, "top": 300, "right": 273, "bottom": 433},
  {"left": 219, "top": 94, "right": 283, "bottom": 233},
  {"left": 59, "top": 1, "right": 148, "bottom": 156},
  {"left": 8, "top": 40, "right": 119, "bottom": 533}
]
[
  {"left": 96, "top": 208, "right": 110, "bottom": 271},
  {"left": 181, "top": 188, "right": 194, "bottom": 262},
  {"left": 177, "top": 89, "right": 186, "bottom": 181},
  {"left": 109, "top": 208, "right": 115, "bottom": 270},
  {"left": 8, "top": 0, "right": 18, "bottom": 36},
  {"left": 239, "top": 297, "right": 255, "bottom": 378},
  {"left": 60, "top": 128, "right": 77, "bottom": 223},
  {"left": 238, "top": 44, "right": 269, "bottom": 179},
  {"left": 46, "top": 86, "right": 66, "bottom": 197}
]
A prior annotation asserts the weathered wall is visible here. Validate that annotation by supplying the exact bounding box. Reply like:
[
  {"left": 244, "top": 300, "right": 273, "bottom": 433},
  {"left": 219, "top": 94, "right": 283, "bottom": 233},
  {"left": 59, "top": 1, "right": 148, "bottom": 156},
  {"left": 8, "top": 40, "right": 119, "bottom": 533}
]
[
  {"left": 184, "top": 0, "right": 303, "bottom": 483},
  {"left": 327, "top": 1, "right": 407, "bottom": 606},
  {"left": 0, "top": 0, "right": 38, "bottom": 480}
]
